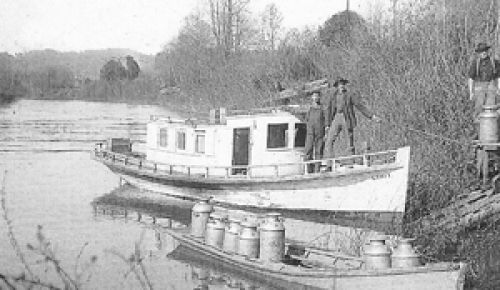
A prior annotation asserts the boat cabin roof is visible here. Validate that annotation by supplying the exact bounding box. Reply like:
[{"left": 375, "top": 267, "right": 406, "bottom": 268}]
[{"left": 150, "top": 106, "right": 308, "bottom": 127}]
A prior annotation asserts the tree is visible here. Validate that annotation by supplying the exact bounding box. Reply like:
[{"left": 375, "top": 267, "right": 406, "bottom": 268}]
[
  {"left": 125, "top": 56, "right": 140, "bottom": 80},
  {"left": 156, "top": 12, "right": 217, "bottom": 87},
  {"left": 318, "top": 10, "right": 368, "bottom": 48},
  {"left": 260, "top": 3, "right": 283, "bottom": 50},
  {"left": 209, "top": 0, "right": 250, "bottom": 56},
  {"left": 99, "top": 59, "right": 127, "bottom": 81}
]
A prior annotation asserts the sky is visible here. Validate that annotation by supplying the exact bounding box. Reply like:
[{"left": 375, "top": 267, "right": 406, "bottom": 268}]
[{"left": 0, "top": 0, "right": 387, "bottom": 55}]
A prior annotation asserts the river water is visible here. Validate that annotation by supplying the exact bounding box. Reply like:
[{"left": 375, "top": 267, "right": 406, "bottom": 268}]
[{"left": 0, "top": 99, "right": 379, "bottom": 290}]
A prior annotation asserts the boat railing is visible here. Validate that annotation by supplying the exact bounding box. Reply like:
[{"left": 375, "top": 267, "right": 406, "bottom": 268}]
[{"left": 94, "top": 143, "right": 398, "bottom": 179}]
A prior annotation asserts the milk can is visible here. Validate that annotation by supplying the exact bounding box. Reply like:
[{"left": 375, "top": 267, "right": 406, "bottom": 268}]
[
  {"left": 391, "top": 238, "right": 420, "bottom": 268},
  {"left": 479, "top": 105, "right": 499, "bottom": 143},
  {"left": 363, "top": 236, "right": 391, "bottom": 269},
  {"left": 205, "top": 212, "right": 226, "bottom": 248},
  {"left": 191, "top": 199, "right": 213, "bottom": 238},
  {"left": 223, "top": 217, "right": 242, "bottom": 253},
  {"left": 259, "top": 213, "right": 285, "bottom": 262},
  {"left": 238, "top": 220, "right": 259, "bottom": 258}
]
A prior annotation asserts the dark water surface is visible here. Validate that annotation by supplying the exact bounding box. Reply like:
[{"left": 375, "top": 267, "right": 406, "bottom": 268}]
[{"left": 0, "top": 99, "right": 374, "bottom": 290}]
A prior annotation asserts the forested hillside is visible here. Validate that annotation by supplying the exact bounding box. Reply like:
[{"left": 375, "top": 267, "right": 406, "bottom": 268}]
[{"left": 0, "top": 48, "right": 154, "bottom": 101}]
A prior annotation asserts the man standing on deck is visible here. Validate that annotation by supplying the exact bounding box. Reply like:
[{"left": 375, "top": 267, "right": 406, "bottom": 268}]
[
  {"left": 304, "top": 91, "right": 325, "bottom": 173},
  {"left": 468, "top": 42, "right": 500, "bottom": 125},
  {"left": 324, "top": 78, "right": 381, "bottom": 159}
]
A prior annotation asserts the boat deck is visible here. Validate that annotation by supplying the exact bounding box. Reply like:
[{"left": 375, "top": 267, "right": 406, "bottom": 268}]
[{"left": 93, "top": 145, "right": 401, "bottom": 181}]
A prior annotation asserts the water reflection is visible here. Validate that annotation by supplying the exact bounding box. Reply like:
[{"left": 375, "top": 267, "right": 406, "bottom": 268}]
[
  {"left": 170, "top": 246, "right": 301, "bottom": 290},
  {"left": 95, "top": 184, "right": 389, "bottom": 257}
]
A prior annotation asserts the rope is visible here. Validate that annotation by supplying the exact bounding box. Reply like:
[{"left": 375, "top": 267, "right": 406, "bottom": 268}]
[{"left": 379, "top": 119, "right": 474, "bottom": 148}]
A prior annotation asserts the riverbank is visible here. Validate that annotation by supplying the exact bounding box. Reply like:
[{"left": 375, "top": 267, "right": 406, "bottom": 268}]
[{"left": 21, "top": 83, "right": 212, "bottom": 119}]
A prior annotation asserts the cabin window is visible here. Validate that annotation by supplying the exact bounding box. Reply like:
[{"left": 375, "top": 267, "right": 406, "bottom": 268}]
[
  {"left": 195, "top": 130, "right": 205, "bottom": 154},
  {"left": 158, "top": 128, "right": 168, "bottom": 147},
  {"left": 267, "top": 123, "right": 288, "bottom": 149},
  {"left": 176, "top": 130, "right": 186, "bottom": 150},
  {"left": 294, "top": 123, "right": 307, "bottom": 147}
]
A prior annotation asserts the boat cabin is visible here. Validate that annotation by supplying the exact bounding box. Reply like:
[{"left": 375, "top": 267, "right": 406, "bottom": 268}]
[{"left": 145, "top": 108, "right": 308, "bottom": 177}]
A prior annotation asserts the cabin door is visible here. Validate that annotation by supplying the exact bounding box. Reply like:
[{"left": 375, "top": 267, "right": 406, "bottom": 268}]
[{"left": 232, "top": 127, "right": 250, "bottom": 175}]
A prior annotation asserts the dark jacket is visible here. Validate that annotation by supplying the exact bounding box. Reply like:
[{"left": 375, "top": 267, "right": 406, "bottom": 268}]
[
  {"left": 325, "top": 89, "right": 373, "bottom": 130},
  {"left": 306, "top": 103, "right": 325, "bottom": 133},
  {"left": 468, "top": 56, "right": 500, "bottom": 82}
]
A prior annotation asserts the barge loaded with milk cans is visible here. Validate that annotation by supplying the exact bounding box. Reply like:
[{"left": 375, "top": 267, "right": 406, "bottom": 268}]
[
  {"left": 93, "top": 106, "right": 410, "bottom": 222},
  {"left": 159, "top": 199, "right": 466, "bottom": 290}
]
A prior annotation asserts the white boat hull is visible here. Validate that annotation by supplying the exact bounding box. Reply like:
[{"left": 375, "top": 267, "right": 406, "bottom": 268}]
[{"left": 108, "top": 147, "right": 410, "bottom": 214}]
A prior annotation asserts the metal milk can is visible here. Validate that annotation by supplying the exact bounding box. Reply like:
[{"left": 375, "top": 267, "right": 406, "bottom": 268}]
[
  {"left": 391, "top": 238, "right": 420, "bottom": 268},
  {"left": 190, "top": 199, "right": 213, "bottom": 238},
  {"left": 238, "top": 220, "right": 259, "bottom": 259},
  {"left": 259, "top": 213, "right": 285, "bottom": 262},
  {"left": 479, "top": 105, "right": 499, "bottom": 143},
  {"left": 204, "top": 212, "right": 226, "bottom": 248},
  {"left": 363, "top": 237, "right": 391, "bottom": 269},
  {"left": 223, "top": 217, "right": 242, "bottom": 254}
]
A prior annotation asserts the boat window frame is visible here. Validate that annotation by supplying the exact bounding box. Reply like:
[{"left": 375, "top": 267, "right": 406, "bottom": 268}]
[
  {"left": 176, "top": 129, "right": 186, "bottom": 151},
  {"left": 194, "top": 130, "right": 206, "bottom": 154},
  {"left": 158, "top": 127, "right": 168, "bottom": 148},
  {"left": 266, "top": 123, "right": 289, "bottom": 150}
]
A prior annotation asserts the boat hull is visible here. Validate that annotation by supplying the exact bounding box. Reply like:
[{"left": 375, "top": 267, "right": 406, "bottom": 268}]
[
  {"left": 95, "top": 147, "right": 410, "bottom": 214},
  {"left": 164, "top": 228, "right": 465, "bottom": 290}
]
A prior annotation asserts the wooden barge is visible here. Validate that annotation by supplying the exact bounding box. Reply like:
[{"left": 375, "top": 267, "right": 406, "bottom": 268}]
[{"left": 162, "top": 227, "right": 466, "bottom": 290}]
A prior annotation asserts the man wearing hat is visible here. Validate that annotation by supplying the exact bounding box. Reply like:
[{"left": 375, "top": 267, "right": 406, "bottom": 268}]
[
  {"left": 468, "top": 42, "right": 500, "bottom": 122},
  {"left": 324, "top": 78, "right": 381, "bottom": 158}
]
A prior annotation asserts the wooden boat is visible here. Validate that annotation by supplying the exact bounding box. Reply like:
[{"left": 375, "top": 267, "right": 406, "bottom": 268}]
[
  {"left": 161, "top": 226, "right": 466, "bottom": 290},
  {"left": 91, "top": 190, "right": 466, "bottom": 289},
  {"left": 93, "top": 106, "right": 410, "bottom": 221}
]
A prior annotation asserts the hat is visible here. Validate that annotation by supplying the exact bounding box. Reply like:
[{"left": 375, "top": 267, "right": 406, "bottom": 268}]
[
  {"left": 333, "top": 78, "right": 349, "bottom": 87},
  {"left": 475, "top": 43, "right": 491, "bottom": 53}
]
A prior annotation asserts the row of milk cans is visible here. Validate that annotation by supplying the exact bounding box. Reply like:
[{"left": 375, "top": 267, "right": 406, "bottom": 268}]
[{"left": 190, "top": 199, "right": 285, "bottom": 262}]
